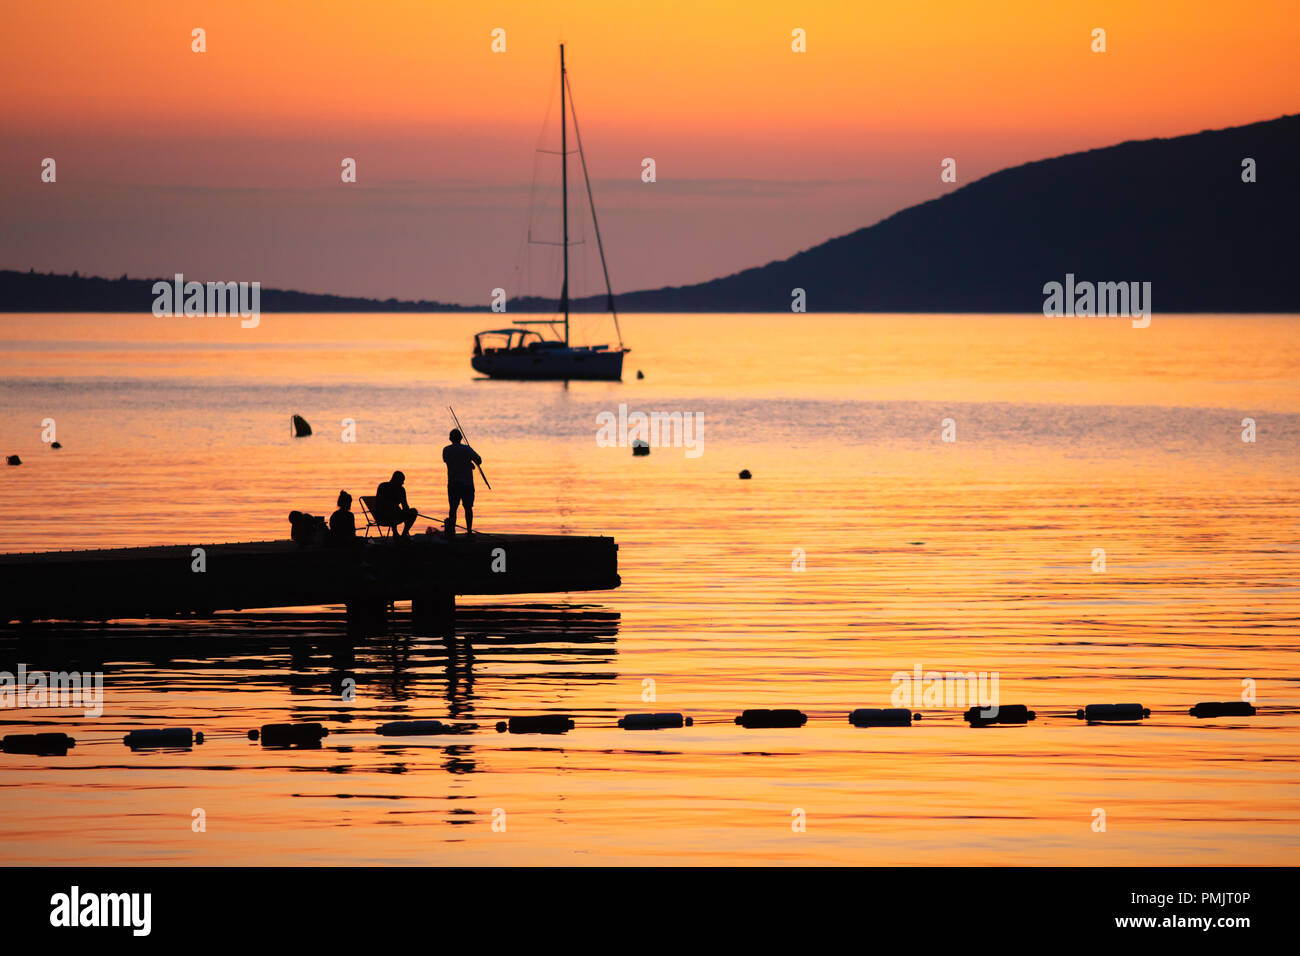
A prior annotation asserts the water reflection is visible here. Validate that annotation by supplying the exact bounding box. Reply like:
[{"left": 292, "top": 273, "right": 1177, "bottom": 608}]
[{"left": 0, "top": 603, "right": 620, "bottom": 785}]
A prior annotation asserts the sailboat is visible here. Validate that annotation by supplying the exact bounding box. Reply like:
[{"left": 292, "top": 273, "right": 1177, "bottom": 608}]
[{"left": 471, "top": 44, "right": 628, "bottom": 381}]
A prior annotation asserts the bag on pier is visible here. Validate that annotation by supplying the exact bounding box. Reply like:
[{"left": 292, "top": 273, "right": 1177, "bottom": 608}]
[{"left": 288, "top": 510, "right": 327, "bottom": 546}]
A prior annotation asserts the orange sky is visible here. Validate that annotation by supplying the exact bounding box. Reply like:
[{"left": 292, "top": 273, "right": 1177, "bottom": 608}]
[
  {"left": 7, "top": 0, "right": 1298, "bottom": 137},
  {"left": 2, "top": 0, "right": 1297, "bottom": 301}
]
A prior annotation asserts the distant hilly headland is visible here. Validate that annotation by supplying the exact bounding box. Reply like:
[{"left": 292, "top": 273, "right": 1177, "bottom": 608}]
[{"left": 4, "top": 114, "right": 1297, "bottom": 314}]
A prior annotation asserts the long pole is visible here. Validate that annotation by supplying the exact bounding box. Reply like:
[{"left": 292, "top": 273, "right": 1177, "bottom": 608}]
[
  {"left": 560, "top": 43, "right": 569, "bottom": 346},
  {"left": 448, "top": 406, "right": 491, "bottom": 490}
]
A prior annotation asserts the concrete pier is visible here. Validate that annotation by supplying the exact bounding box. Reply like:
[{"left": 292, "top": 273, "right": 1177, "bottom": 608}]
[{"left": 0, "top": 534, "right": 620, "bottom": 624}]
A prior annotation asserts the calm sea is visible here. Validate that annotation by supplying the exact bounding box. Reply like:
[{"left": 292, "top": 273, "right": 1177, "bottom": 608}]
[{"left": 0, "top": 312, "right": 1297, "bottom": 865}]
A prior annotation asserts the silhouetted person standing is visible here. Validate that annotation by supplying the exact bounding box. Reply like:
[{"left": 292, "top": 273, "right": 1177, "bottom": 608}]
[
  {"left": 375, "top": 470, "right": 418, "bottom": 537},
  {"left": 442, "top": 429, "right": 482, "bottom": 535}
]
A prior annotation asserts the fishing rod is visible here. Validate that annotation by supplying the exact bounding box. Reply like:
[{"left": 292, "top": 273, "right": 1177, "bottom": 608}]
[
  {"left": 410, "top": 512, "right": 506, "bottom": 539},
  {"left": 448, "top": 406, "right": 490, "bottom": 490}
]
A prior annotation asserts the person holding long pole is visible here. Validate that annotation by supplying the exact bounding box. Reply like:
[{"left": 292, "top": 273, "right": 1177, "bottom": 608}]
[{"left": 442, "top": 423, "right": 483, "bottom": 536}]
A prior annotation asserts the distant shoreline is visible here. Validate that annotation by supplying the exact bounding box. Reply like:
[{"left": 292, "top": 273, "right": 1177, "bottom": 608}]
[{"left": 1, "top": 270, "right": 1297, "bottom": 316}]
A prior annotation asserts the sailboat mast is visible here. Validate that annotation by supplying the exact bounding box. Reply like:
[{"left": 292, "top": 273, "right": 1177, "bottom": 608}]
[
  {"left": 559, "top": 43, "right": 569, "bottom": 346},
  {"left": 565, "top": 69, "right": 624, "bottom": 352}
]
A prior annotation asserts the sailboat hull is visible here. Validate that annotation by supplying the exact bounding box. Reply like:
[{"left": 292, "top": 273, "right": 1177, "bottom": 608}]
[{"left": 472, "top": 346, "right": 625, "bottom": 381}]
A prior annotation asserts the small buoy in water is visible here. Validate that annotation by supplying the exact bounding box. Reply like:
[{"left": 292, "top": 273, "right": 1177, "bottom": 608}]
[
  {"left": 247, "top": 729, "right": 259, "bottom": 741},
  {"left": 618, "top": 712, "right": 691, "bottom": 730},
  {"left": 735, "top": 709, "right": 807, "bottom": 728},
  {"left": 2, "top": 732, "right": 75, "bottom": 755},
  {"left": 51, "top": 442, "right": 62, "bottom": 449},
  {"left": 497, "top": 715, "right": 575, "bottom": 734},
  {"left": 632, "top": 440, "right": 650, "bottom": 456},
  {"left": 738, "top": 469, "right": 752, "bottom": 480},
  {"left": 636, "top": 370, "right": 644, "bottom": 379},
  {"left": 376, "top": 720, "right": 455, "bottom": 736},
  {"left": 848, "top": 708, "right": 915, "bottom": 727},
  {"left": 124, "top": 728, "right": 194, "bottom": 748},
  {"left": 1189, "top": 701, "right": 1257, "bottom": 718},
  {"left": 5, "top": 455, "right": 20, "bottom": 466},
  {"left": 257, "top": 722, "right": 328, "bottom": 746},
  {"left": 291, "top": 414, "right": 312, "bottom": 438},
  {"left": 1076, "top": 703, "right": 1149, "bottom": 722},
  {"left": 195, "top": 732, "right": 204, "bottom": 744},
  {"left": 965, "top": 704, "right": 1035, "bottom": 726}
]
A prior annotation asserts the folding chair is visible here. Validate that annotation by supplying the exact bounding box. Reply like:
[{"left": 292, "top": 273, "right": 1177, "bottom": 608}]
[{"left": 359, "top": 496, "right": 394, "bottom": 538}]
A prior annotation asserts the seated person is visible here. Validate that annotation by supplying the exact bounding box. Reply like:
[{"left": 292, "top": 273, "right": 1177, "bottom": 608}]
[
  {"left": 328, "top": 490, "right": 357, "bottom": 545},
  {"left": 374, "top": 470, "right": 418, "bottom": 537}
]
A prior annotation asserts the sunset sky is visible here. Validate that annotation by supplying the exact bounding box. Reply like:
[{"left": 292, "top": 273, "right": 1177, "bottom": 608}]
[{"left": 2, "top": 0, "right": 1297, "bottom": 304}]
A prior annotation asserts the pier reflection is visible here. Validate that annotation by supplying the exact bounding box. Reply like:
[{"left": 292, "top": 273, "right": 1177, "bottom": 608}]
[{"left": 0, "top": 603, "right": 620, "bottom": 781}]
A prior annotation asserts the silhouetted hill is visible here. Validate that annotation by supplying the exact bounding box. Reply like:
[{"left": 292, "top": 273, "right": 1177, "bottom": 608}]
[
  {"left": 575, "top": 113, "right": 1297, "bottom": 312},
  {"left": 4, "top": 115, "right": 1296, "bottom": 313}
]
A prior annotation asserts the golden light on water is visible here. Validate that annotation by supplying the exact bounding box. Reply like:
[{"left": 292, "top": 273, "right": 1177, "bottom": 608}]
[{"left": 0, "top": 313, "right": 1296, "bottom": 864}]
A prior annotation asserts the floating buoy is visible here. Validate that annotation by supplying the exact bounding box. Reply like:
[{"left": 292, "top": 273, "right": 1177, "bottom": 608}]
[
  {"left": 257, "top": 722, "right": 328, "bottom": 746},
  {"left": 1189, "top": 701, "right": 1257, "bottom": 718},
  {"left": 291, "top": 414, "right": 312, "bottom": 438},
  {"left": 376, "top": 720, "right": 457, "bottom": 736},
  {"left": 738, "top": 469, "right": 752, "bottom": 480},
  {"left": 965, "top": 704, "right": 1035, "bottom": 726},
  {"left": 1076, "top": 703, "right": 1149, "bottom": 722},
  {"left": 50, "top": 442, "right": 62, "bottom": 449},
  {"left": 124, "top": 728, "right": 194, "bottom": 748},
  {"left": 632, "top": 440, "right": 650, "bottom": 456},
  {"left": 5, "top": 455, "right": 20, "bottom": 466},
  {"left": 848, "top": 708, "right": 915, "bottom": 727},
  {"left": 636, "top": 370, "right": 644, "bottom": 379},
  {"left": 735, "top": 709, "right": 807, "bottom": 728},
  {"left": 496, "top": 715, "right": 575, "bottom": 734},
  {"left": 2, "top": 732, "right": 75, "bottom": 755},
  {"left": 617, "top": 712, "right": 692, "bottom": 730}
]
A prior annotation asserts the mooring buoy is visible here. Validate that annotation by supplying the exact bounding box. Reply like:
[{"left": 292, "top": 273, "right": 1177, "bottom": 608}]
[
  {"left": 1189, "top": 701, "right": 1257, "bottom": 718},
  {"left": 124, "top": 728, "right": 194, "bottom": 748},
  {"left": 496, "top": 715, "right": 575, "bottom": 734},
  {"left": 632, "top": 440, "right": 650, "bottom": 456},
  {"left": 50, "top": 442, "right": 62, "bottom": 449},
  {"left": 636, "top": 370, "right": 644, "bottom": 379},
  {"left": 848, "top": 708, "right": 915, "bottom": 727},
  {"left": 735, "top": 709, "right": 807, "bottom": 728},
  {"left": 738, "top": 469, "right": 752, "bottom": 479},
  {"left": 257, "top": 722, "right": 328, "bottom": 746},
  {"left": 1076, "top": 703, "right": 1149, "bottom": 722},
  {"left": 376, "top": 720, "right": 456, "bottom": 736},
  {"left": 965, "top": 704, "right": 1035, "bottom": 726},
  {"left": 5, "top": 455, "right": 21, "bottom": 466},
  {"left": 291, "top": 414, "right": 312, "bottom": 438},
  {"left": 2, "top": 732, "right": 75, "bottom": 755},
  {"left": 617, "top": 712, "right": 691, "bottom": 730}
]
